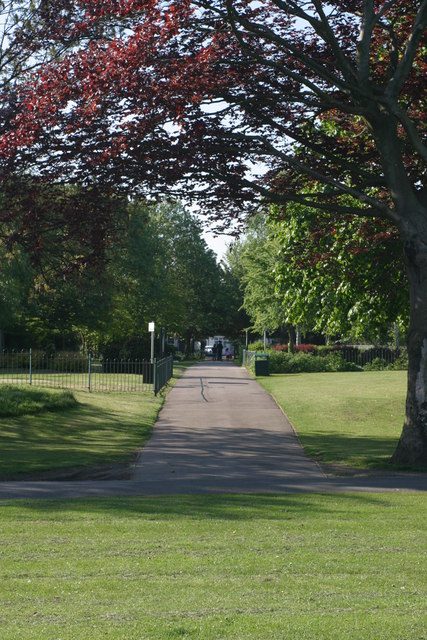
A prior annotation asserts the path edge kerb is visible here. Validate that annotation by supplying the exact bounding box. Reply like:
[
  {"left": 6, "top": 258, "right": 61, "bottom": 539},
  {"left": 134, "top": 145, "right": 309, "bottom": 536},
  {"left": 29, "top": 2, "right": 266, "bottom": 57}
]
[{"left": 249, "top": 371, "right": 327, "bottom": 480}]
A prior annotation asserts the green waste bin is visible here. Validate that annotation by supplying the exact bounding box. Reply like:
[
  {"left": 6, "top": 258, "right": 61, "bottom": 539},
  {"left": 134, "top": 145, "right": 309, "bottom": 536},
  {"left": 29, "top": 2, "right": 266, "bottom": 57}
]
[{"left": 254, "top": 353, "right": 269, "bottom": 376}]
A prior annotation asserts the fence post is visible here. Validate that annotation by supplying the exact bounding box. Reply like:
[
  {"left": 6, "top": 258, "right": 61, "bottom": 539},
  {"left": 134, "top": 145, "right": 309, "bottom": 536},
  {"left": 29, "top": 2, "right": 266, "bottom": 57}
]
[
  {"left": 29, "top": 348, "right": 32, "bottom": 385},
  {"left": 153, "top": 357, "right": 157, "bottom": 395},
  {"left": 88, "top": 353, "right": 91, "bottom": 393}
]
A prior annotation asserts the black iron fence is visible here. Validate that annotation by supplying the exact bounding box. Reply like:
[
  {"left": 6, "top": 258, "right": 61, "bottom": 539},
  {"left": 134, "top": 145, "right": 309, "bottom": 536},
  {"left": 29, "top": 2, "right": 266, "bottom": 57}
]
[
  {"left": 154, "top": 354, "right": 174, "bottom": 395},
  {"left": 0, "top": 351, "right": 174, "bottom": 394},
  {"left": 335, "top": 346, "right": 404, "bottom": 367}
]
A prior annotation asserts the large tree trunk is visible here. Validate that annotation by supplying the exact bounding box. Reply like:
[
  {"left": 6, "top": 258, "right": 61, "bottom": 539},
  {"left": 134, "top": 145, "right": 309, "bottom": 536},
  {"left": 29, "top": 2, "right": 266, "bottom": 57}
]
[
  {"left": 392, "top": 235, "right": 427, "bottom": 467},
  {"left": 369, "top": 110, "right": 427, "bottom": 467}
]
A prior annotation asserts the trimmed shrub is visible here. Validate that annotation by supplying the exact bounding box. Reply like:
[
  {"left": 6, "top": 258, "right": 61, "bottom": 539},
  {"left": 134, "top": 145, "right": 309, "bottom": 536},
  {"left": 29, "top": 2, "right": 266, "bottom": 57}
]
[
  {"left": 295, "top": 344, "right": 318, "bottom": 354},
  {"left": 267, "top": 350, "right": 288, "bottom": 373},
  {"left": 322, "top": 353, "right": 362, "bottom": 372},
  {"left": 271, "top": 343, "right": 318, "bottom": 354},
  {"left": 262, "top": 351, "right": 362, "bottom": 374},
  {"left": 272, "top": 343, "right": 288, "bottom": 352}
]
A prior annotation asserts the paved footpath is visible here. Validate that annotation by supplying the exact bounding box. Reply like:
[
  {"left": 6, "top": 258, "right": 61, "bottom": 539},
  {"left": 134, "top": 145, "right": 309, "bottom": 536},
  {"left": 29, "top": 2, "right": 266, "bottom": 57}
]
[{"left": 0, "top": 362, "right": 426, "bottom": 499}]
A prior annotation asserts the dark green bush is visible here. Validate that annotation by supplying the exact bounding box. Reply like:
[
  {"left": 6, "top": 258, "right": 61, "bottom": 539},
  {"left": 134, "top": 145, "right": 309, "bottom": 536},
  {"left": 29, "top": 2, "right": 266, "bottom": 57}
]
[
  {"left": 322, "top": 353, "right": 362, "bottom": 372},
  {"left": 252, "top": 351, "right": 362, "bottom": 374},
  {"left": 247, "top": 341, "right": 267, "bottom": 352},
  {"left": 364, "top": 357, "right": 387, "bottom": 371},
  {"left": 386, "top": 352, "right": 409, "bottom": 370},
  {"left": 0, "top": 385, "right": 78, "bottom": 417}
]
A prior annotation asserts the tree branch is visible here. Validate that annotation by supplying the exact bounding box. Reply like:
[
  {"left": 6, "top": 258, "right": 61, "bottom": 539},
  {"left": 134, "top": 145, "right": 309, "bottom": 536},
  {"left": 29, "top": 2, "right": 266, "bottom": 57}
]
[
  {"left": 225, "top": 1, "right": 353, "bottom": 97},
  {"left": 241, "top": 135, "right": 397, "bottom": 221},
  {"left": 386, "top": 0, "right": 427, "bottom": 98},
  {"left": 391, "top": 104, "right": 427, "bottom": 164},
  {"left": 357, "top": 0, "right": 375, "bottom": 85}
]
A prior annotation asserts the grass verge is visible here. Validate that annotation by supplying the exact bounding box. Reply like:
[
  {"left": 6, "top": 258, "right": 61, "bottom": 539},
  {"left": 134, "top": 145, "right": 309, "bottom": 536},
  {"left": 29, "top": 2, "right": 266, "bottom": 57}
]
[
  {"left": 257, "top": 371, "right": 408, "bottom": 471},
  {"left": 0, "top": 369, "right": 188, "bottom": 479},
  {"left": 0, "top": 493, "right": 425, "bottom": 639}
]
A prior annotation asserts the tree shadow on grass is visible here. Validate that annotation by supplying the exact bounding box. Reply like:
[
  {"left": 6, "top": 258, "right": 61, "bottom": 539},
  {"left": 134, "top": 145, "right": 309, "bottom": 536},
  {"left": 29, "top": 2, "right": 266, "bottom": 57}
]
[
  {"left": 0, "top": 401, "right": 154, "bottom": 480},
  {"left": 1, "top": 492, "right": 403, "bottom": 521},
  {"left": 298, "top": 431, "right": 404, "bottom": 471}
]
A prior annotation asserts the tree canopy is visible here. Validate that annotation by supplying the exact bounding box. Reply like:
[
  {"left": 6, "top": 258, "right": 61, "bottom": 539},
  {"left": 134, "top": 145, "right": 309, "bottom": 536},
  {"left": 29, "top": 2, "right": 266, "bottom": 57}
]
[
  {"left": 271, "top": 205, "right": 409, "bottom": 343},
  {"left": 0, "top": 197, "right": 244, "bottom": 353},
  {"left": 2, "top": 1, "right": 425, "bottom": 225},
  {"left": 227, "top": 214, "right": 285, "bottom": 335},
  {"left": 1, "top": 1, "right": 426, "bottom": 463}
]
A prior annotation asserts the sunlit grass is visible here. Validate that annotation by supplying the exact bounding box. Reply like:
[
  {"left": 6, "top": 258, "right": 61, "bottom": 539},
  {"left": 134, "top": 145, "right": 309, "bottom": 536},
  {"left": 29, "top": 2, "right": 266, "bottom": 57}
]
[
  {"left": 0, "top": 371, "right": 152, "bottom": 392},
  {"left": 0, "top": 493, "right": 425, "bottom": 639},
  {"left": 258, "top": 371, "right": 408, "bottom": 470}
]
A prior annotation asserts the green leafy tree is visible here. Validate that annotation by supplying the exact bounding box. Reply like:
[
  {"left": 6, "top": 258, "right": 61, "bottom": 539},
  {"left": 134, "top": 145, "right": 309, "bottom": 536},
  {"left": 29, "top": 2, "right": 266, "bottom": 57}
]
[
  {"left": 271, "top": 205, "right": 409, "bottom": 344},
  {"left": 0, "top": 243, "right": 33, "bottom": 348},
  {"left": 227, "top": 215, "right": 285, "bottom": 336},
  {"left": 0, "top": 181, "right": 126, "bottom": 350},
  {"left": 215, "top": 260, "right": 249, "bottom": 343},
  {"left": 151, "top": 202, "right": 227, "bottom": 353},
  {"left": 103, "top": 201, "right": 237, "bottom": 356}
]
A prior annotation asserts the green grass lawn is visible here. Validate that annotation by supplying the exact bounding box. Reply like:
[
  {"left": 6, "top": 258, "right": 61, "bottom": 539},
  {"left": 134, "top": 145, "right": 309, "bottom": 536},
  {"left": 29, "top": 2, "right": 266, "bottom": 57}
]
[
  {"left": 0, "top": 493, "right": 425, "bottom": 639},
  {"left": 258, "top": 371, "right": 408, "bottom": 471},
  {"left": 0, "top": 386, "right": 165, "bottom": 479}
]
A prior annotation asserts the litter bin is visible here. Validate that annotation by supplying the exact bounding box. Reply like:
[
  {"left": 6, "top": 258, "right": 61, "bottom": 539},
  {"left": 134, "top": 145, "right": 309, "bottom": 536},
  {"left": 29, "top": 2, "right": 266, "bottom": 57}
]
[{"left": 254, "top": 353, "right": 269, "bottom": 376}]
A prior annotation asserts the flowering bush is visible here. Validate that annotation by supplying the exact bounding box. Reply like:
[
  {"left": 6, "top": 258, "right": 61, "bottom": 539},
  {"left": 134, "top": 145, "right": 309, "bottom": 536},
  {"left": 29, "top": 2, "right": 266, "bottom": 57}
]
[
  {"left": 272, "top": 343, "right": 288, "bottom": 352},
  {"left": 272, "top": 343, "right": 318, "bottom": 353}
]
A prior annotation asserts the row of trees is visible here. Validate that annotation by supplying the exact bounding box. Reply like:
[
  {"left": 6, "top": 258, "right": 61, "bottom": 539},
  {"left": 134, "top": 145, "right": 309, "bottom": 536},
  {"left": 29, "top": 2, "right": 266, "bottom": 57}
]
[
  {"left": 0, "top": 1, "right": 425, "bottom": 463},
  {"left": 229, "top": 207, "right": 409, "bottom": 348},
  {"left": 1, "top": 195, "right": 245, "bottom": 355}
]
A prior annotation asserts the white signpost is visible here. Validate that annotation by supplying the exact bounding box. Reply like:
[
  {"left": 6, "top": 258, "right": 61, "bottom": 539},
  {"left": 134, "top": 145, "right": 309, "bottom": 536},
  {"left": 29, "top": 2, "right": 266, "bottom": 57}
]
[{"left": 149, "top": 322, "right": 155, "bottom": 363}]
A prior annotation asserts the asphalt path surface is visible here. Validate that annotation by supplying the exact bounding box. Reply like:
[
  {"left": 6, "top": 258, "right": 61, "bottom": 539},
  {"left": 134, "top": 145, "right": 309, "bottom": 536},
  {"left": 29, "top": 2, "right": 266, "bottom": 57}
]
[{"left": 0, "top": 361, "right": 426, "bottom": 499}]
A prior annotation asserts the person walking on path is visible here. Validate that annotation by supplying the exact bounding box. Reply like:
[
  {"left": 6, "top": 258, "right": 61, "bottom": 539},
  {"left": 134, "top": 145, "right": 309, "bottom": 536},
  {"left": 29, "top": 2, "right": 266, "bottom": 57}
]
[{"left": 216, "top": 341, "right": 223, "bottom": 361}]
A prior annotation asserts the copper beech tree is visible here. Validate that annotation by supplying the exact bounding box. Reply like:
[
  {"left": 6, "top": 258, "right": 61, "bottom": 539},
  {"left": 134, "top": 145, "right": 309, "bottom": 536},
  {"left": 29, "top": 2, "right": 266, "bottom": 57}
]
[{"left": 1, "top": 0, "right": 426, "bottom": 465}]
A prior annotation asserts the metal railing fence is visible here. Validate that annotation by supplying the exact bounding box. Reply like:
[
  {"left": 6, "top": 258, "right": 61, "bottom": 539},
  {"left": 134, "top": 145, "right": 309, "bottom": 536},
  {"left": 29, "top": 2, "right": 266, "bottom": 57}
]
[
  {"left": 154, "top": 355, "right": 174, "bottom": 395},
  {"left": 0, "top": 350, "right": 173, "bottom": 394},
  {"left": 242, "top": 350, "right": 256, "bottom": 367},
  {"left": 333, "top": 346, "right": 403, "bottom": 366}
]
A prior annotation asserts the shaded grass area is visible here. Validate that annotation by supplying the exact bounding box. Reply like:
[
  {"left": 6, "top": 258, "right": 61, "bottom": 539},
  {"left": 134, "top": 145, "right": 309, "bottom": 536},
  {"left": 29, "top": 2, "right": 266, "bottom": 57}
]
[
  {"left": 258, "top": 371, "right": 408, "bottom": 471},
  {"left": 0, "top": 493, "right": 425, "bottom": 639},
  {"left": 0, "top": 387, "right": 165, "bottom": 479},
  {"left": 0, "top": 385, "right": 78, "bottom": 417}
]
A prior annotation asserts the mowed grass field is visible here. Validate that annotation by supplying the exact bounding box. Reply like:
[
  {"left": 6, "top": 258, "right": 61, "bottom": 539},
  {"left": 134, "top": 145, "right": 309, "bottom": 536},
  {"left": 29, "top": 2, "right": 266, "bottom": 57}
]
[
  {"left": 258, "top": 371, "right": 409, "bottom": 470},
  {"left": 0, "top": 369, "right": 419, "bottom": 477},
  {"left": 0, "top": 494, "right": 426, "bottom": 640},
  {"left": 0, "top": 370, "right": 425, "bottom": 638}
]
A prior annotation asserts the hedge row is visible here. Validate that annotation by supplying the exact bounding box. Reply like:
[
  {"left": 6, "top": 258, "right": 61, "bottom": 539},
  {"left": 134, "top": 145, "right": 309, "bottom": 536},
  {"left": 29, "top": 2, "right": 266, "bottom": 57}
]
[
  {"left": 248, "top": 350, "right": 408, "bottom": 374},
  {"left": 252, "top": 351, "right": 362, "bottom": 374}
]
